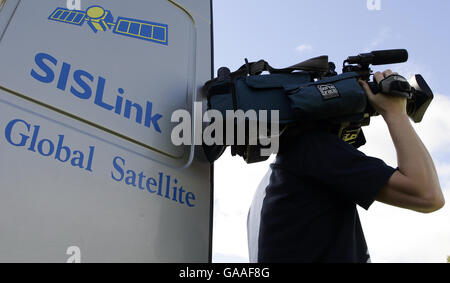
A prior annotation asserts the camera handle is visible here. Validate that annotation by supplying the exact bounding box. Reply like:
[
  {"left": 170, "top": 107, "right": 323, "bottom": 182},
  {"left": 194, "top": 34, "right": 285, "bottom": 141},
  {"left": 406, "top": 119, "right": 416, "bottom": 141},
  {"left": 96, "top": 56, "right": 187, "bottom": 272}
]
[{"left": 368, "top": 74, "right": 412, "bottom": 99}]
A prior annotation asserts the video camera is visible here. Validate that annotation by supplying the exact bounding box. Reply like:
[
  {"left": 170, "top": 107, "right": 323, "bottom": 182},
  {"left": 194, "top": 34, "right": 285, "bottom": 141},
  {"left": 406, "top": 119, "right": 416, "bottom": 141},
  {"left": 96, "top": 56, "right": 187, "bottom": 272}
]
[
  {"left": 203, "top": 49, "right": 434, "bottom": 164},
  {"left": 341, "top": 49, "right": 433, "bottom": 123}
]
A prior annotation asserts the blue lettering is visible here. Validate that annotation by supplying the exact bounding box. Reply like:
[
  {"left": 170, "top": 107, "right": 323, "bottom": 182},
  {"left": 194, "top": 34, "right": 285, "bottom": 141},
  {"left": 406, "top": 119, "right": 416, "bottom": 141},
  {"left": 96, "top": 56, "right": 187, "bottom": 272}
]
[
  {"left": 138, "top": 172, "right": 146, "bottom": 190},
  {"left": 125, "top": 170, "right": 137, "bottom": 187},
  {"left": 71, "top": 69, "right": 94, "bottom": 99},
  {"left": 85, "top": 146, "right": 95, "bottom": 172},
  {"left": 55, "top": 135, "right": 71, "bottom": 162},
  {"left": 186, "top": 192, "right": 196, "bottom": 207},
  {"left": 28, "top": 125, "right": 40, "bottom": 152},
  {"left": 94, "top": 76, "right": 114, "bottom": 111},
  {"left": 111, "top": 156, "right": 125, "bottom": 181},
  {"left": 30, "top": 53, "right": 164, "bottom": 134},
  {"left": 31, "top": 52, "right": 57, "bottom": 84},
  {"left": 71, "top": 150, "right": 85, "bottom": 169},
  {"left": 110, "top": 157, "right": 195, "bottom": 208},
  {"left": 144, "top": 101, "right": 162, "bottom": 133},
  {"left": 124, "top": 100, "right": 143, "bottom": 124},
  {"left": 37, "top": 139, "right": 55, "bottom": 157},
  {"left": 165, "top": 175, "right": 171, "bottom": 199},
  {"left": 178, "top": 186, "right": 185, "bottom": 204},
  {"left": 57, "top": 62, "right": 71, "bottom": 91},
  {"left": 146, "top": 177, "right": 157, "bottom": 193},
  {"left": 157, "top": 172, "right": 164, "bottom": 196},
  {"left": 4, "top": 118, "right": 95, "bottom": 172},
  {"left": 5, "top": 119, "right": 30, "bottom": 147},
  {"left": 114, "top": 88, "right": 125, "bottom": 115}
]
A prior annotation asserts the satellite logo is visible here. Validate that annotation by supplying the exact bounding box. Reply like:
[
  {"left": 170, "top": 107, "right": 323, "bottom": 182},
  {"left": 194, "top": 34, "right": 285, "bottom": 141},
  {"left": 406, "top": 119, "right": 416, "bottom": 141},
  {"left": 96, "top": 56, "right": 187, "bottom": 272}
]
[{"left": 48, "top": 5, "right": 168, "bottom": 45}]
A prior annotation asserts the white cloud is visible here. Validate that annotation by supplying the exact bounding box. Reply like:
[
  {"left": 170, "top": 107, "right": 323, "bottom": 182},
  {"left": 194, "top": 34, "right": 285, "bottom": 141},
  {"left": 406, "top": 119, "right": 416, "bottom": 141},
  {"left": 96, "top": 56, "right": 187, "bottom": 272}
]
[
  {"left": 386, "top": 61, "right": 435, "bottom": 92},
  {"left": 372, "top": 26, "right": 390, "bottom": 47},
  {"left": 359, "top": 190, "right": 450, "bottom": 263},
  {"left": 212, "top": 151, "right": 274, "bottom": 262},
  {"left": 295, "top": 44, "right": 313, "bottom": 53},
  {"left": 362, "top": 94, "right": 450, "bottom": 169},
  {"left": 213, "top": 253, "right": 248, "bottom": 263},
  {"left": 354, "top": 93, "right": 450, "bottom": 263},
  {"left": 413, "top": 95, "right": 450, "bottom": 153},
  {"left": 364, "top": 26, "right": 391, "bottom": 52}
]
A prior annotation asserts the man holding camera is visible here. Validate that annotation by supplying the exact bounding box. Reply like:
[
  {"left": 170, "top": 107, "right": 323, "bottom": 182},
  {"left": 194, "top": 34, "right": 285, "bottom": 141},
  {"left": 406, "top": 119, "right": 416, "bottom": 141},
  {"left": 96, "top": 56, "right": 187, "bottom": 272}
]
[{"left": 248, "top": 69, "right": 445, "bottom": 263}]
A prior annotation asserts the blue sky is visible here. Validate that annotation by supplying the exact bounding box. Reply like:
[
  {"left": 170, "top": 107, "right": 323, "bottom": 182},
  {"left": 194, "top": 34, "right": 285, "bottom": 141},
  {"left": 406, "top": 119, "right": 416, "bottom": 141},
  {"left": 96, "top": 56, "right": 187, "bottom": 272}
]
[
  {"left": 213, "top": 0, "right": 450, "bottom": 94},
  {"left": 212, "top": 0, "right": 450, "bottom": 263}
]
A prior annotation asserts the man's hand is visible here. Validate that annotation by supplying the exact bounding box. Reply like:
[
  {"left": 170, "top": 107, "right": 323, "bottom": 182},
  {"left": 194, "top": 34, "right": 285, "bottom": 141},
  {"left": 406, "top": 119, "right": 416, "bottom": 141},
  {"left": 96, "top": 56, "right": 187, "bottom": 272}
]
[
  {"left": 358, "top": 69, "right": 444, "bottom": 213},
  {"left": 358, "top": 69, "right": 407, "bottom": 119}
]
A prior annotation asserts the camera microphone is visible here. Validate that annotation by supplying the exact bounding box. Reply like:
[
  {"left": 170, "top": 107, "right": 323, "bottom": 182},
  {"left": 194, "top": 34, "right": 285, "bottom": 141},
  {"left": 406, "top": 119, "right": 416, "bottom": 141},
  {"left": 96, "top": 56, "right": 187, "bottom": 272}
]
[
  {"left": 346, "top": 49, "right": 408, "bottom": 65},
  {"left": 371, "top": 49, "right": 409, "bottom": 65}
]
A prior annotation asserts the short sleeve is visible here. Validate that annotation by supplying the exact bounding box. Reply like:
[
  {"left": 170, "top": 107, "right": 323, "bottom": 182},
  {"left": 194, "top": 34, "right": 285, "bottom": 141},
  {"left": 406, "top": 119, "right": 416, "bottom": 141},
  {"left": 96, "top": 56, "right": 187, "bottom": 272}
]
[{"left": 283, "top": 131, "right": 397, "bottom": 210}]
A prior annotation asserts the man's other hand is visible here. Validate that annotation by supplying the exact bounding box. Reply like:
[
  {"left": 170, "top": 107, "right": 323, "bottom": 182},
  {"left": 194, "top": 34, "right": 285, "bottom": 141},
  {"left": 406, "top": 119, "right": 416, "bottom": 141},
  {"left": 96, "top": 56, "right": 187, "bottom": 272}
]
[{"left": 359, "top": 69, "right": 407, "bottom": 120}]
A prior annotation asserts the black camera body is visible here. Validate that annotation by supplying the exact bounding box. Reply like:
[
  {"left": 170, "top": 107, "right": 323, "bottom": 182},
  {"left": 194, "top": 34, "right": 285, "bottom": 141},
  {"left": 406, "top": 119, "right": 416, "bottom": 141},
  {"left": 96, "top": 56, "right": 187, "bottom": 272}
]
[
  {"left": 341, "top": 49, "right": 433, "bottom": 123},
  {"left": 326, "top": 49, "right": 433, "bottom": 149},
  {"left": 204, "top": 49, "right": 434, "bottom": 164}
]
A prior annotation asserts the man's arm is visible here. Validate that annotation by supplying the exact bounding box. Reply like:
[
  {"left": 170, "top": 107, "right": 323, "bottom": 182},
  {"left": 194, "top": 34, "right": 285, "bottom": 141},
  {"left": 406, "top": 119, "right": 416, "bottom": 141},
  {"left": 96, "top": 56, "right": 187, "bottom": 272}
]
[{"left": 359, "top": 70, "right": 445, "bottom": 213}]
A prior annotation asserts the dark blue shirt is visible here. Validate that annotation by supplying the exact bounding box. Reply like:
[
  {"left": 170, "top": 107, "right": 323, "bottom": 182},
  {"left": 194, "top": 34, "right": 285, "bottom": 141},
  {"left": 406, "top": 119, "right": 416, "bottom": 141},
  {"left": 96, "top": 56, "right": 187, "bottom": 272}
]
[{"left": 258, "top": 130, "right": 397, "bottom": 263}]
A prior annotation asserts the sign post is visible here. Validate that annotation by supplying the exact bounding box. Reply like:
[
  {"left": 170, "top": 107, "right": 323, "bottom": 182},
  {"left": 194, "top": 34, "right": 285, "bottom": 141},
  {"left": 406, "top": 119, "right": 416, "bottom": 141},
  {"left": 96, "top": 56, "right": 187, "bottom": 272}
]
[{"left": 0, "top": 0, "right": 212, "bottom": 262}]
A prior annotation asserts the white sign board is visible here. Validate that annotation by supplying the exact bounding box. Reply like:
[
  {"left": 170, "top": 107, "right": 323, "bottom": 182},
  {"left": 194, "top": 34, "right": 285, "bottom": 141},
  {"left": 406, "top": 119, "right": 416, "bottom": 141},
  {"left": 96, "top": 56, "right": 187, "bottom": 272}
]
[{"left": 0, "top": 0, "right": 212, "bottom": 262}]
